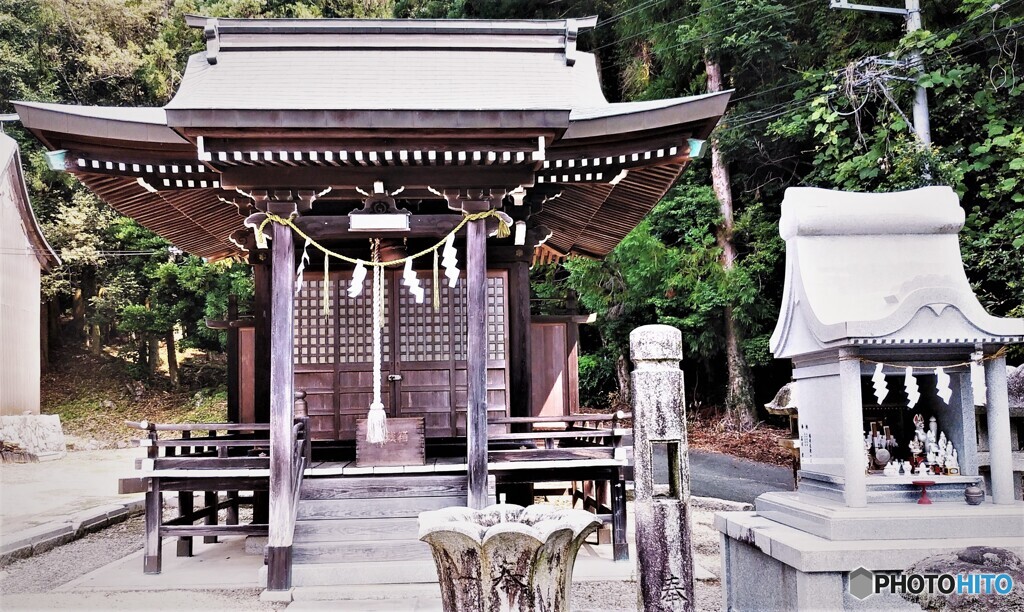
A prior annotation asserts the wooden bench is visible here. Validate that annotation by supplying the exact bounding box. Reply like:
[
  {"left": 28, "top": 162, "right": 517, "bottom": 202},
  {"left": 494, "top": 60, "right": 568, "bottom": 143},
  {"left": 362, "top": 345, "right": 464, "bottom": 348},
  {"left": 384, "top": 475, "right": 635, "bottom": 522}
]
[
  {"left": 123, "top": 420, "right": 308, "bottom": 574},
  {"left": 487, "top": 413, "right": 632, "bottom": 561}
]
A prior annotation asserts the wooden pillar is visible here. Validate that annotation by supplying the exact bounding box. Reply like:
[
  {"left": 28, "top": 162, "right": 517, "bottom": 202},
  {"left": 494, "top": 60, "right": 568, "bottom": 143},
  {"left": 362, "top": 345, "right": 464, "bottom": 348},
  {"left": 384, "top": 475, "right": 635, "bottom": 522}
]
[
  {"left": 252, "top": 260, "right": 271, "bottom": 526},
  {"left": 267, "top": 222, "right": 295, "bottom": 591},
  {"left": 467, "top": 216, "right": 489, "bottom": 510},
  {"left": 504, "top": 255, "right": 534, "bottom": 506},
  {"left": 253, "top": 260, "right": 272, "bottom": 424},
  {"left": 508, "top": 257, "right": 532, "bottom": 421},
  {"left": 226, "top": 294, "right": 240, "bottom": 424},
  {"left": 611, "top": 469, "right": 628, "bottom": 562},
  {"left": 143, "top": 478, "right": 162, "bottom": 574}
]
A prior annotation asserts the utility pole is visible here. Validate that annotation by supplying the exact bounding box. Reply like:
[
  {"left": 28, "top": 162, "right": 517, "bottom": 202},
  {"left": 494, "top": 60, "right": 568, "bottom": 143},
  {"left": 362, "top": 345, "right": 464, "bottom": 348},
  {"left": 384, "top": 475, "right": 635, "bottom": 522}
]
[{"left": 830, "top": 0, "right": 931, "bottom": 146}]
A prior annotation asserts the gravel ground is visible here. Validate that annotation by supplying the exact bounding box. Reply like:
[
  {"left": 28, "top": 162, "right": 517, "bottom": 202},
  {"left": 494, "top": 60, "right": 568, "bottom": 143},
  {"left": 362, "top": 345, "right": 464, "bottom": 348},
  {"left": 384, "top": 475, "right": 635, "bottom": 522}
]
[{"left": 0, "top": 508, "right": 726, "bottom": 611}]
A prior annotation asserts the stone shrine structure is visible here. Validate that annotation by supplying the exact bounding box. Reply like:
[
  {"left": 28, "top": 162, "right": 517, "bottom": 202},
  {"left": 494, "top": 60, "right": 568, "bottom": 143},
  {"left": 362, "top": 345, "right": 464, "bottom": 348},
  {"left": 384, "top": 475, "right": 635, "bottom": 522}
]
[{"left": 716, "top": 186, "right": 1024, "bottom": 610}]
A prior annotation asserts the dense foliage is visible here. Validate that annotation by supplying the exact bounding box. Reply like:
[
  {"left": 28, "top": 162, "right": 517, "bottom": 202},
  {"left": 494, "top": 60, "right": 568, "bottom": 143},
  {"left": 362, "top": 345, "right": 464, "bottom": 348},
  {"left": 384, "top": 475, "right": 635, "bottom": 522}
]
[{"left": 1, "top": 1, "right": 1020, "bottom": 413}]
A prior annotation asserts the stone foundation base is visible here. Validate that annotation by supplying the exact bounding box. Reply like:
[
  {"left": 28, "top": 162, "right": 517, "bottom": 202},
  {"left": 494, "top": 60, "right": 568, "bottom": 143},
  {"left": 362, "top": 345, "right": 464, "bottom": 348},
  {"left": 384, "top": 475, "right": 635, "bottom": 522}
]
[
  {"left": 716, "top": 497, "right": 1024, "bottom": 611},
  {"left": 0, "top": 415, "right": 66, "bottom": 458}
]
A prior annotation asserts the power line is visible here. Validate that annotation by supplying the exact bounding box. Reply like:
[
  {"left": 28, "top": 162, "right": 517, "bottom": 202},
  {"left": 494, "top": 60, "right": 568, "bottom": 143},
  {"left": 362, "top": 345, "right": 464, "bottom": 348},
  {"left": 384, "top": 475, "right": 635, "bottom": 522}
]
[
  {"left": 634, "top": 0, "right": 818, "bottom": 62},
  {"left": 595, "top": 0, "right": 671, "bottom": 30},
  {"left": 592, "top": 0, "right": 743, "bottom": 52}
]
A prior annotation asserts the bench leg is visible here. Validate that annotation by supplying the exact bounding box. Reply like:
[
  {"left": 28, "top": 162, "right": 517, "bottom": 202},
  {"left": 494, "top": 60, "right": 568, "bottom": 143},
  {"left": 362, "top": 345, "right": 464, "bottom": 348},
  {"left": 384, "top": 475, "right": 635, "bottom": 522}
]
[
  {"left": 253, "top": 490, "right": 269, "bottom": 525},
  {"left": 176, "top": 492, "right": 194, "bottom": 556},
  {"left": 204, "top": 491, "right": 219, "bottom": 543},
  {"left": 226, "top": 491, "right": 239, "bottom": 526},
  {"left": 144, "top": 479, "right": 162, "bottom": 574},
  {"left": 611, "top": 476, "right": 629, "bottom": 562}
]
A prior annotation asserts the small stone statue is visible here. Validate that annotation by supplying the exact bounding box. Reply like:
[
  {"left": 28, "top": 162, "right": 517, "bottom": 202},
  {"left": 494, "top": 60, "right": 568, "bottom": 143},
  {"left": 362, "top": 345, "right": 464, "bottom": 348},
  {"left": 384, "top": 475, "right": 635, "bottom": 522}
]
[
  {"left": 884, "top": 462, "right": 898, "bottom": 477},
  {"left": 915, "top": 462, "right": 928, "bottom": 475},
  {"left": 929, "top": 416, "right": 938, "bottom": 438},
  {"left": 913, "top": 414, "right": 927, "bottom": 445},
  {"left": 908, "top": 436, "right": 923, "bottom": 458}
]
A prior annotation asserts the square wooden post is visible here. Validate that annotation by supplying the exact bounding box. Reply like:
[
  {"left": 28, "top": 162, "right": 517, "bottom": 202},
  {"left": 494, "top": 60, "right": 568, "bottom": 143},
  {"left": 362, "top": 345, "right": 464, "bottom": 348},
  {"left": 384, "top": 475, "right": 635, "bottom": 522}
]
[
  {"left": 267, "top": 221, "right": 295, "bottom": 590},
  {"left": 226, "top": 294, "right": 240, "bottom": 423},
  {"left": 467, "top": 216, "right": 489, "bottom": 510}
]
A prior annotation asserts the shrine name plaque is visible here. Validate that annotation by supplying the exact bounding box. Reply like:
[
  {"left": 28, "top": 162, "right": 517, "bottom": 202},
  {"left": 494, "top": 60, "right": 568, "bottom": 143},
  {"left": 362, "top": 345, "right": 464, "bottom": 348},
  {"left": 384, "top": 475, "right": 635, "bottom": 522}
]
[{"left": 355, "top": 417, "right": 426, "bottom": 467}]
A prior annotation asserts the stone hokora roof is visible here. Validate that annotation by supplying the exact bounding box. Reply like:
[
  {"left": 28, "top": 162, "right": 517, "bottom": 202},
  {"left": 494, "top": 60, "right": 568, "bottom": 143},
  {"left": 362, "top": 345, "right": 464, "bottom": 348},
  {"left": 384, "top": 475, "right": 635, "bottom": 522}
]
[
  {"left": 0, "top": 134, "right": 59, "bottom": 271},
  {"left": 769, "top": 186, "right": 1024, "bottom": 359}
]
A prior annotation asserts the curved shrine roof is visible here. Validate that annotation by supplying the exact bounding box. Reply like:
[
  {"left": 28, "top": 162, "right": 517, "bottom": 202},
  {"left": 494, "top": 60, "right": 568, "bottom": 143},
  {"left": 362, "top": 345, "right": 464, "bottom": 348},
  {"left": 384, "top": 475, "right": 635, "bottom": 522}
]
[
  {"left": 769, "top": 186, "right": 1024, "bottom": 358},
  {"left": 14, "top": 16, "right": 730, "bottom": 261},
  {"left": 0, "top": 134, "right": 60, "bottom": 271}
]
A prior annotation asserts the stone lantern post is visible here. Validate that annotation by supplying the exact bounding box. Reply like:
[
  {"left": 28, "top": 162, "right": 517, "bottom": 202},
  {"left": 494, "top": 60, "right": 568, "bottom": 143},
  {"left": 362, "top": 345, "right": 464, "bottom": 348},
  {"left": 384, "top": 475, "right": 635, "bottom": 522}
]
[{"left": 630, "top": 324, "right": 695, "bottom": 612}]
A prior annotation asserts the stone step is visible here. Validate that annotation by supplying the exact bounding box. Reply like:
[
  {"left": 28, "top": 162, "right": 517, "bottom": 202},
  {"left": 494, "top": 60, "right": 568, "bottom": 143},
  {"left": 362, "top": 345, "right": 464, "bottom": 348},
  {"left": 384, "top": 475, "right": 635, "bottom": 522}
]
[
  {"left": 301, "top": 475, "right": 468, "bottom": 500},
  {"left": 294, "top": 539, "right": 434, "bottom": 564},
  {"left": 294, "top": 517, "right": 419, "bottom": 542},
  {"left": 260, "top": 560, "right": 441, "bottom": 587},
  {"left": 297, "top": 495, "right": 465, "bottom": 520}
]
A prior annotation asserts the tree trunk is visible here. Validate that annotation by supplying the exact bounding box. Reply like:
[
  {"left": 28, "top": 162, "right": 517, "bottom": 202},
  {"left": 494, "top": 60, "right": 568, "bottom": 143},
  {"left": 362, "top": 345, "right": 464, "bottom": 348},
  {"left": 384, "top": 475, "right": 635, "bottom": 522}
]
[
  {"left": 47, "top": 298, "right": 61, "bottom": 350},
  {"left": 71, "top": 288, "right": 86, "bottom": 338},
  {"left": 166, "top": 331, "right": 179, "bottom": 386},
  {"left": 705, "top": 55, "right": 757, "bottom": 429},
  {"left": 40, "top": 302, "right": 49, "bottom": 373},
  {"left": 148, "top": 334, "right": 160, "bottom": 376},
  {"left": 137, "top": 333, "right": 148, "bottom": 371},
  {"left": 616, "top": 352, "right": 631, "bottom": 407},
  {"left": 90, "top": 324, "right": 102, "bottom": 356}
]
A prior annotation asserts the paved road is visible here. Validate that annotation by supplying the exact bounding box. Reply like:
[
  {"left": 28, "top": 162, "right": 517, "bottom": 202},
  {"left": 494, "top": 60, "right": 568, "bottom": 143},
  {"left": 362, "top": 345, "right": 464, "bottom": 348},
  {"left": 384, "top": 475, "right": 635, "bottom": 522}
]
[{"left": 650, "top": 447, "right": 794, "bottom": 505}]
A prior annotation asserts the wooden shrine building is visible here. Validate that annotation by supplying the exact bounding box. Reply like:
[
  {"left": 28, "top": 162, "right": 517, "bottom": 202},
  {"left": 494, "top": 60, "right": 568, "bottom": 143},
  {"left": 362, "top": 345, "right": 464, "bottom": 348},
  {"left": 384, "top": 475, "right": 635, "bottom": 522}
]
[{"left": 15, "top": 16, "right": 729, "bottom": 591}]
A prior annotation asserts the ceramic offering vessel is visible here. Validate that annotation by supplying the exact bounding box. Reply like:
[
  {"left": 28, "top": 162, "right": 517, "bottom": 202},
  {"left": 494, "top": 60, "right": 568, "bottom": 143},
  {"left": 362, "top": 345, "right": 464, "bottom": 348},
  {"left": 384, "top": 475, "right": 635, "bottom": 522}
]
[{"left": 964, "top": 485, "right": 985, "bottom": 505}]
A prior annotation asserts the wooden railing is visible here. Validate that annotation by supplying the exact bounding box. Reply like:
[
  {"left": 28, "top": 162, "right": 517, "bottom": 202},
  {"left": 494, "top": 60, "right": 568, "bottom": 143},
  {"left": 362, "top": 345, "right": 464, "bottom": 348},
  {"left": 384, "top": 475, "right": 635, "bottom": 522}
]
[
  {"left": 487, "top": 412, "right": 632, "bottom": 462},
  {"left": 281, "top": 391, "right": 310, "bottom": 552}
]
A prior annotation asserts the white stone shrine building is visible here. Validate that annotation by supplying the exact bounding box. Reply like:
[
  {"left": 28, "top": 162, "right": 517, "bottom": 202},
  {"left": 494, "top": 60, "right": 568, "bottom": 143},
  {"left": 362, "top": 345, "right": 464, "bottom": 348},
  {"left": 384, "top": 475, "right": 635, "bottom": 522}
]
[{"left": 717, "top": 186, "right": 1024, "bottom": 611}]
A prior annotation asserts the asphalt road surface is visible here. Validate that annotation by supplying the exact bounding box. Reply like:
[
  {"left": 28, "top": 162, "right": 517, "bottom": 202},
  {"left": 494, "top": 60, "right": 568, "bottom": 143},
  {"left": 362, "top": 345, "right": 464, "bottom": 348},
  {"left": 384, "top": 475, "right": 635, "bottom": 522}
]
[{"left": 650, "top": 447, "right": 795, "bottom": 505}]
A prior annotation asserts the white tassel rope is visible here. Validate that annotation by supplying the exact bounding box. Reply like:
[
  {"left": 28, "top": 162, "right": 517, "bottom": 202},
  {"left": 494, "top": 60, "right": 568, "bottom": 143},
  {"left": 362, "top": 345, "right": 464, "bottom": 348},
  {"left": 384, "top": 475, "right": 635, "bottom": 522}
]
[{"left": 366, "top": 239, "right": 388, "bottom": 444}]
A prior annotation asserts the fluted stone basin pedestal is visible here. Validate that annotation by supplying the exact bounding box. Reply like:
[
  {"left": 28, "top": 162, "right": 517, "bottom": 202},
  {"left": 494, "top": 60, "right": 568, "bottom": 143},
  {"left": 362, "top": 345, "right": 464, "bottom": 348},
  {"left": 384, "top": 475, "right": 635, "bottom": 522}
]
[{"left": 419, "top": 503, "right": 602, "bottom": 612}]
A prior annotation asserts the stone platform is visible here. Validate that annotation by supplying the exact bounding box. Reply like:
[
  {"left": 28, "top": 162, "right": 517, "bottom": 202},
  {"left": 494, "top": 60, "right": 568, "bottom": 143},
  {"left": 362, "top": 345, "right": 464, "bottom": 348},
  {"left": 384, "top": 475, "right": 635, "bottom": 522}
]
[
  {"left": 716, "top": 496, "right": 1024, "bottom": 611},
  {"left": 797, "top": 471, "right": 983, "bottom": 504},
  {"left": 754, "top": 491, "right": 1023, "bottom": 541}
]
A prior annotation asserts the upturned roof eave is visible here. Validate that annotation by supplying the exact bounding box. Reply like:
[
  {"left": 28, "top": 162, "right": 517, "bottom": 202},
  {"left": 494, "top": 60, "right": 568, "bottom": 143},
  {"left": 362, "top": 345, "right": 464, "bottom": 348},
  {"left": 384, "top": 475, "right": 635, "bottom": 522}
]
[
  {"left": 0, "top": 134, "right": 61, "bottom": 271},
  {"left": 13, "top": 101, "right": 187, "bottom": 145}
]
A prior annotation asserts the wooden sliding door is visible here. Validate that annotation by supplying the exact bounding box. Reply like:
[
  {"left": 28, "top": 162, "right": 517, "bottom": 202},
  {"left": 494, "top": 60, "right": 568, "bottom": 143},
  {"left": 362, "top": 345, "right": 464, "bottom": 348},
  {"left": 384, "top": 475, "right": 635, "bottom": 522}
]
[{"left": 293, "top": 269, "right": 508, "bottom": 441}]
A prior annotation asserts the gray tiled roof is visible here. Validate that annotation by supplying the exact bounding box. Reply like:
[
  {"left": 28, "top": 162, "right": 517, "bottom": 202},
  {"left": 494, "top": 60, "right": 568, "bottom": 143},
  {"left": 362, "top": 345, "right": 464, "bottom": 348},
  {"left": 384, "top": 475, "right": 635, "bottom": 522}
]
[{"left": 166, "top": 50, "right": 606, "bottom": 113}]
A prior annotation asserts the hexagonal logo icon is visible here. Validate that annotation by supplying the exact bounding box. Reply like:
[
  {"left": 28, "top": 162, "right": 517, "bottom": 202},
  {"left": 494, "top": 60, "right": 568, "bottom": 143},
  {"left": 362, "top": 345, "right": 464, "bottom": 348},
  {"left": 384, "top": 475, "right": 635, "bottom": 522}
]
[{"left": 849, "top": 567, "right": 875, "bottom": 600}]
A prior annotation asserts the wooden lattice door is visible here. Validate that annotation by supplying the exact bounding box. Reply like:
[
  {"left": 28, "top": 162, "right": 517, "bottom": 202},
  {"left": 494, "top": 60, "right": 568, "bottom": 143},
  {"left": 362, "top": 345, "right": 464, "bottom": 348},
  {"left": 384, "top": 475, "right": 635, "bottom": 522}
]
[{"left": 294, "top": 269, "right": 509, "bottom": 441}]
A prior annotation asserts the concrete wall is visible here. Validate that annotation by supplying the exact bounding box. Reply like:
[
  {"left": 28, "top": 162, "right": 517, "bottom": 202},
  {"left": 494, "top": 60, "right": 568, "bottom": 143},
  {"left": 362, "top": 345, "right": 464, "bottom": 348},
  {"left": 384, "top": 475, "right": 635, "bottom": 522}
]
[{"left": 0, "top": 158, "right": 43, "bottom": 416}]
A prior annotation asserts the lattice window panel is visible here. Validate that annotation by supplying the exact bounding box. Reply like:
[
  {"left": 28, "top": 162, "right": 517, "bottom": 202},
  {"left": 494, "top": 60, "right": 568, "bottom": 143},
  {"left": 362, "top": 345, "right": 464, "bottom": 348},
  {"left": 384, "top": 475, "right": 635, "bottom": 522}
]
[
  {"left": 450, "top": 274, "right": 506, "bottom": 362},
  {"left": 487, "top": 276, "right": 506, "bottom": 362},
  {"left": 337, "top": 273, "right": 390, "bottom": 364},
  {"left": 398, "top": 274, "right": 452, "bottom": 362},
  {"left": 293, "top": 274, "right": 335, "bottom": 365}
]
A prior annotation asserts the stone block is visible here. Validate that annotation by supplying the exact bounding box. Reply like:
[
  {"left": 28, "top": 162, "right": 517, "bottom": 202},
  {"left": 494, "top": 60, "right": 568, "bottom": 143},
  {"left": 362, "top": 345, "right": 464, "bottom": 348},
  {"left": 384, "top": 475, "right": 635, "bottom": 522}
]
[
  {"left": 28, "top": 523, "right": 75, "bottom": 555},
  {"left": 259, "top": 587, "right": 294, "bottom": 603},
  {"left": 0, "top": 414, "right": 66, "bottom": 455}
]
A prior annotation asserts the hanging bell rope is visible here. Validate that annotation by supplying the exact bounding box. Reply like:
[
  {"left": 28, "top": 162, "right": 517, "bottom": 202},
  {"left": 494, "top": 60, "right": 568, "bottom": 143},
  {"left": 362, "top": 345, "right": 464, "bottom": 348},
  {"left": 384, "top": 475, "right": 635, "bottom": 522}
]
[{"left": 366, "top": 238, "right": 388, "bottom": 444}]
